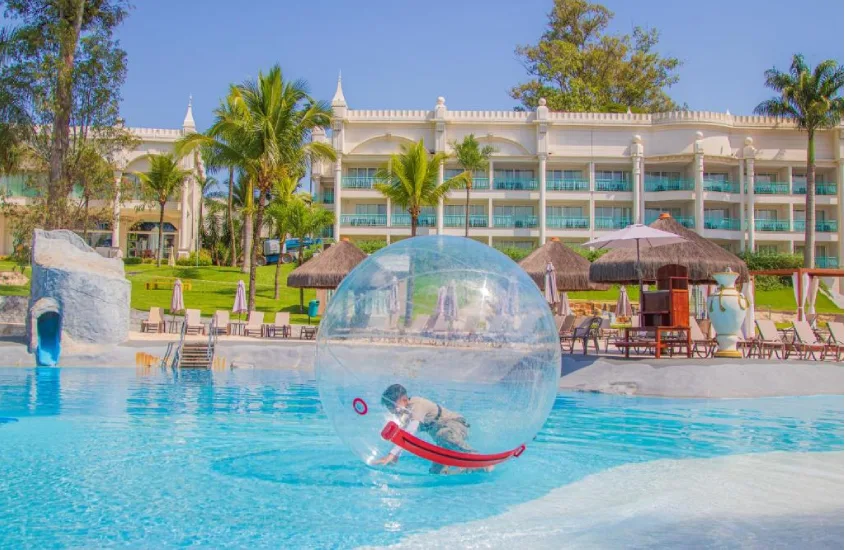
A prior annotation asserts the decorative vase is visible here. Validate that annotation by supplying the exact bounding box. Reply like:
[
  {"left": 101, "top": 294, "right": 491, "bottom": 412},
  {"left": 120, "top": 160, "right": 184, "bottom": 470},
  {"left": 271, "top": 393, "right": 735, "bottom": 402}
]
[{"left": 707, "top": 268, "right": 748, "bottom": 358}]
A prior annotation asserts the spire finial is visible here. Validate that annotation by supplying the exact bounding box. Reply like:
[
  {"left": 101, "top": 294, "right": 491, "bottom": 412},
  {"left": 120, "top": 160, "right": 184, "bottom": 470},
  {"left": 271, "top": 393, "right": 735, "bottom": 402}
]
[
  {"left": 332, "top": 71, "right": 347, "bottom": 108},
  {"left": 182, "top": 94, "right": 196, "bottom": 131}
]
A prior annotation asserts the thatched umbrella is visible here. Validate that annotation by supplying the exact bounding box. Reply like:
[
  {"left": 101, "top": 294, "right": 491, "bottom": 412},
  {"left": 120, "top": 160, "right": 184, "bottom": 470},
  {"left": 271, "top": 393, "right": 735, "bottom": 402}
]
[
  {"left": 589, "top": 213, "right": 749, "bottom": 284},
  {"left": 519, "top": 238, "right": 609, "bottom": 291},
  {"left": 287, "top": 239, "right": 368, "bottom": 289}
]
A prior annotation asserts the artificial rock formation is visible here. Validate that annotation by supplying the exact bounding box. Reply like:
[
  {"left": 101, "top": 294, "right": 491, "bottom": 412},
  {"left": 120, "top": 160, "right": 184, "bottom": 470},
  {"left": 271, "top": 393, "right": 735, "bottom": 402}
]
[{"left": 27, "top": 229, "right": 130, "bottom": 351}]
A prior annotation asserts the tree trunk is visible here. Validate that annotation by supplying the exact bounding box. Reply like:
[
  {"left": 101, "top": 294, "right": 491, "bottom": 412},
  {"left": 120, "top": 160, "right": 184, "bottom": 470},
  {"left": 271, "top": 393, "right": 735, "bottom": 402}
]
[
  {"left": 242, "top": 181, "right": 253, "bottom": 274},
  {"left": 83, "top": 195, "right": 90, "bottom": 238},
  {"left": 804, "top": 131, "right": 816, "bottom": 269},
  {"left": 410, "top": 213, "right": 418, "bottom": 238},
  {"left": 465, "top": 172, "right": 471, "bottom": 237},
  {"left": 247, "top": 190, "right": 265, "bottom": 310},
  {"left": 298, "top": 245, "right": 305, "bottom": 313},
  {"left": 273, "top": 231, "right": 283, "bottom": 300},
  {"left": 156, "top": 202, "right": 166, "bottom": 267},
  {"left": 228, "top": 167, "right": 236, "bottom": 267},
  {"left": 197, "top": 194, "right": 203, "bottom": 252}
]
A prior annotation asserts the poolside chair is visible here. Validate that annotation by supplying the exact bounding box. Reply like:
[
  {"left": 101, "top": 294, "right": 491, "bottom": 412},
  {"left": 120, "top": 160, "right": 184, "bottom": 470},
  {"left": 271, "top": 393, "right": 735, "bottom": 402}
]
[
  {"left": 272, "top": 312, "right": 291, "bottom": 338},
  {"left": 792, "top": 320, "right": 828, "bottom": 361},
  {"left": 557, "top": 315, "right": 576, "bottom": 338},
  {"left": 826, "top": 322, "right": 844, "bottom": 361},
  {"left": 211, "top": 310, "right": 229, "bottom": 335},
  {"left": 755, "top": 319, "right": 790, "bottom": 359},
  {"left": 562, "top": 316, "right": 602, "bottom": 355},
  {"left": 689, "top": 317, "right": 716, "bottom": 358},
  {"left": 244, "top": 311, "right": 265, "bottom": 337},
  {"left": 141, "top": 307, "right": 165, "bottom": 333},
  {"left": 183, "top": 309, "right": 205, "bottom": 336}
]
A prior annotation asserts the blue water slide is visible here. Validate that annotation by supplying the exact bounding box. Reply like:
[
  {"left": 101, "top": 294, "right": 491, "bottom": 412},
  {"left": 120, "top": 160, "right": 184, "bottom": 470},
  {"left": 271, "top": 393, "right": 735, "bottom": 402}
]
[{"left": 35, "top": 311, "right": 61, "bottom": 366}]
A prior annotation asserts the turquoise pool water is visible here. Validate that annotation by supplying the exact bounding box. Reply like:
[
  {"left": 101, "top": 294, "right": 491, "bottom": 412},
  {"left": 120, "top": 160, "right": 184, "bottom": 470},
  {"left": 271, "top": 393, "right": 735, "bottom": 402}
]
[{"left": 0, "top": 367, "right": 841, "bottom": 548}]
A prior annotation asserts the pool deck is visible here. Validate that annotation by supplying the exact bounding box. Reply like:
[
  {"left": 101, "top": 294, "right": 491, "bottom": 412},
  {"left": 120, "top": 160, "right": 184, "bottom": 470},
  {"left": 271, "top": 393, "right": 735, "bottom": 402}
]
[{"left": 1, "top": 335, "right": 842, "bottom": 399}]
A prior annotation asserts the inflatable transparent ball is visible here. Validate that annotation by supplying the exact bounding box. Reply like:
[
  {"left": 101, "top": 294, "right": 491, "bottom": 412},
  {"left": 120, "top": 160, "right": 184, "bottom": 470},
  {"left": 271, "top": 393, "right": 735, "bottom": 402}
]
[{"left": 316, "top": 236, "right": 561, "bottom": 473}]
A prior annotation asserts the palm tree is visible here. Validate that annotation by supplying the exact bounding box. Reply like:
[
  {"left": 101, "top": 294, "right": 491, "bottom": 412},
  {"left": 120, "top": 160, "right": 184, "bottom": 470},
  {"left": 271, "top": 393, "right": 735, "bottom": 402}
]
[
  {"left": 278, "top": 198, "right": 334, "bottom": 312},
  {"left": 374, "top": 140, "right": 464, "bottom": 237},
  {"left": 450, "top": 135, "right": 495, "bottom": 237},
  {"left": 754, "top": 55, "right": 843, "bottom": 268},
  {"left": 195, "top": 168, "right": 218, "bottom": 252},
  {"left": 266, "top": 172, "right": 302, "bottom": 299},
  {"left": 135, "top": 154, "right": 191, "bottom": 266}
]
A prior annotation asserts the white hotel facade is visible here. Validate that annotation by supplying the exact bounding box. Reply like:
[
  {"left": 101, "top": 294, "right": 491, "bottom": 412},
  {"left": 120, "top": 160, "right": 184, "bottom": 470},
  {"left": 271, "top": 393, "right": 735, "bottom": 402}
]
[{"left": 312, "top": 78, "right": 843, "bottom": 268}]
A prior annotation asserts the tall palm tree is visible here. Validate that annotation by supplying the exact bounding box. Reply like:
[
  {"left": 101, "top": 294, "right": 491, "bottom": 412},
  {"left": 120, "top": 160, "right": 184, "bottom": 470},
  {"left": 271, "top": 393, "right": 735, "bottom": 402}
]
[
  {"left": 278, "top": 197, "right": 334, "bottom": 312},
  {"left": 135, "top": 154, "right": 191, "bottom": 266},
  {"left": 450, "top": 135, "right": 495, "bottom": 237},
  {"left": 266, "top": 172, "right": 302, "bottom": 299},
  {"left": 374, "top": 140, "right": 464, "bottom": 237},
  {"left": 195, "top": 169, "right": 218, "bottom": 252},
  {"left": 754, "top": 55, "right": 843, "bottom": 268}
]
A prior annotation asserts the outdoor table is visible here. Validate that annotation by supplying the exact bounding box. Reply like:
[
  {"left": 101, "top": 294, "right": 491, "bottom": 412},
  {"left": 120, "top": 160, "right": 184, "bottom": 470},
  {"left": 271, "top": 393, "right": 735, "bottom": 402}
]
[
  {"left": 619, "top": 326, "right": 691, "bottom": 359},
  {"left": 228, "top": 320, "right": 246, "bottom": 336}
]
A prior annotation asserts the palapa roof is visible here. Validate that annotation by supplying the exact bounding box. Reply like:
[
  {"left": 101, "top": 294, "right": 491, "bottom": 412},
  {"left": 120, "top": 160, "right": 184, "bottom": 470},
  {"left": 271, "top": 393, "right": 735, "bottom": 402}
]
[
  {"left": 287, "top": 240, "right": 367, "bottom": 289},
  {"left": 589, "top": 214, "right": 749, "bottom": 284},
  {"left": 519, "top": 239, "right": 610, "bottom": 291}
]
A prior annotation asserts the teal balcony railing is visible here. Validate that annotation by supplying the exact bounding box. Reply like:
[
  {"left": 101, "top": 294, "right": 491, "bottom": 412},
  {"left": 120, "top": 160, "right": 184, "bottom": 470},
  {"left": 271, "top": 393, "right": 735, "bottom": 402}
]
[
  {"left": 465, "top": 177, "right": 490, "bottom": 190},
  {"left": 391, "top": 213, "right": 436, "bottom": 227},
  {"left": 444, "top": 214, "right": 488, "bottom": 228},
  {"left": 816, "top": 257, "right": 840, "bottom": 268},
  {"left": 645, "top": 214, "right": 695, "bottom": 228},
  {"left": 493, "top": 215, "right": 538, "bottom": 228},
  {"left": 594, "top": 217, "right": 632, "bottom": 230},
  {"left": 546, "top": 179, "right": 589, "bottom": 192},
  {"left": 595, "top": 179, "right": 632, "bottom": 192},
  {"left": 704, "top": 217, "right": 741, "bottom": 230},
  {"left": 321, "top": 191, "right": 334, "bottom": 204},
  {"left": 546, "top": 216, "right": 589, "bottom": 229},
  {"left": 644, "top": 178, "right": 695, "bottom": 192},
  {"left": 793, "top": 182, "right": 837, "bottom": 195},
  {"left": 703, "top": 180, "right": 740, "bottom": 193},
  {"left": 793, "top": 219, "right": 838, "bottom": 232},
  {"left": 340, "top": 214, "right": 387, "bottom": 226},
  {"left": 755, "top": 219, "right": 789, "bottom": 231},
  {"left": 492, "top": 178, "right": 538, "bottom": 191},
  {"left": 754, "top": 181, "right": 789, "bottom": 194},
  {"left": 341, "top": 176, "right": 377, "bottom": 189}
]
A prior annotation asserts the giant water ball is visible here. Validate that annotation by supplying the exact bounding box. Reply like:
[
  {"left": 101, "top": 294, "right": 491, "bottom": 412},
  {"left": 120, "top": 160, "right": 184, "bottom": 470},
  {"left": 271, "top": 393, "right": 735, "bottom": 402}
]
[{"left": 316, "top": 236, "right": 560, "bottom": 473}]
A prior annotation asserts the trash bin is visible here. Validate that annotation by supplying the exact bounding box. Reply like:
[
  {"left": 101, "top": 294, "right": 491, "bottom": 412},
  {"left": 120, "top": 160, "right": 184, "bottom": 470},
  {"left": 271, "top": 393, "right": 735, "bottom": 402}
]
[{"left": 308, "top": 300, "right": 320, "bottom": 324}]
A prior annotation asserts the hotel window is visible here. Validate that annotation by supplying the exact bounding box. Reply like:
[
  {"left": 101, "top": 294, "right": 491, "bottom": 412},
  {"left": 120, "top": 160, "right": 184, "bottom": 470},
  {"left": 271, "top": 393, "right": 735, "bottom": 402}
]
[
  {"left": 704, "top": 208, "right": 729, "bottom": 220},
  {"left": 793, "top": 173, "right": 825, "bottom": 183},
  {"left": 346, "top": 167, "right": 377, "bottom": 178},
  {"left": 355, "top": 204, "right": 386, "bottom": 215},
  {"left": 594, "top": 206, "right": 631, "bottom": 220},
  {"left": 494, "top": 169, "right": 534, "bottom": 180},
  {"left": 646, "top": 207, "right": 682, "bottom": 219},
  {"left": 392, "top": 205, "right": 435, "bottom": 216},
  {"left": 645, "top": 171, "right": 682, "bottom": 180},
  {"left": 756, "top": 244, "right": 779, "bottom": 255},
  {"left": 755, "top": 173, "right": 776, "bottom": 183},
  {"left": 547, "top": 170, "right": 583, "bottom": 180},
  {"left": 494, "top": 205, "right": 535, "bottom": 218},
  {"left": 755, "top": 209, "right": 778, "bottom": 220},
  {"left": 445, "top": 168, "right": 485, "bottom": 179},
  {"left": 595, "top": 170, "right": 629, "bottom": 181},
  {"left": 546, "top": 206, "right": 584, "bottom": 217},
  {"left": 444, "top": 205, "right": 485, "bottom": 216},
  {"left": 703, "top": 172, "right": 728, "bottom": 181}
]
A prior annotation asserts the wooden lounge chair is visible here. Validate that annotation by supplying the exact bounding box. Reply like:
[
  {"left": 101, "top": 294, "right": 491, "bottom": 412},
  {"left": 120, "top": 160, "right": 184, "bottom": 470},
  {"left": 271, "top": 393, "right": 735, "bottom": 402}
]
[
  {"left": 211, "top": 310, "right": 229, "bottom": 335},
  {"left": 826, "top": 322, "right": 844, "bottom": 361},
  {"left": 792, "top": 320, "right": 828, "bottom": 360},
  {"left": 184, "top": 309, "right": 205, "bottom": 335},
  {"left": 562, "top": 316, "right": 602, "bottom": 355},
  {"left": 272, "top": 312, "right": 291, "bottom": 338},
  {"left": 755, "top": 319, "right": 790, "bottom": 359},
  {"left": 244, "top": 311, "right": 264, "bottom": 337},
  {"left": 141, "top": 307, "right": 165, "bottom": 333},
  {"left": 689, "top": 317, "right": 716, "bottom": 358}
]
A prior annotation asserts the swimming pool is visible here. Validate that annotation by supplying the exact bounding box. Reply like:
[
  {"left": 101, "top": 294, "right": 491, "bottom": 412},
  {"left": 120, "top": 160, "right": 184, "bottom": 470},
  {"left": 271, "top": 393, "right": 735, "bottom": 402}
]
[{"left": 0, "top": 367, "right": 841, "bottom": 548}]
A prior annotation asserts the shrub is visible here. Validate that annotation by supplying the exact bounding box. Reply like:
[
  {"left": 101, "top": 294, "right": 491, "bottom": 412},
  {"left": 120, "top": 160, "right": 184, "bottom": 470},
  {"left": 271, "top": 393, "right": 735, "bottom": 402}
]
[
  {"left": 738, "top": 252, "right": 803, "bottom": 290},
  {"left": 496, "top": 246, "right": 534, "bottom": 262},
  {"left": 357, "top": 239, "right": 388, "bottom": 254},
  {"left": 571, "top": 246, "right": 608, "bottom": 262},
  {"left": 176, "top": 250, "right": 213, "bottom": 266},
  {"left": 123, "top": 257, "right": 142, "bottom": 265}
]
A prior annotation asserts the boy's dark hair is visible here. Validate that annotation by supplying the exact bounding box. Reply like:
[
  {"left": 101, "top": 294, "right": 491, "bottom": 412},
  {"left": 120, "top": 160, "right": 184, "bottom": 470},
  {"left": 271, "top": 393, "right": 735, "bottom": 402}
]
[{"left": 381, "top": 384, "right": 407, "bottom": 409}]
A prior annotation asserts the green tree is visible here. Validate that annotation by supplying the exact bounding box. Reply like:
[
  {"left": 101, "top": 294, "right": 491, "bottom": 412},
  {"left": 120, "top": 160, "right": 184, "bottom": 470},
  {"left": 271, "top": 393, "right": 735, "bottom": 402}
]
[
  {"left": 134, "top": 154, "right": 190, "bottom": 267},
  {"left": 277, "top": 198, "right": 334, "bottom": 312},
  {"left": 450, "top": 134, "right": 495, "bottom": 237},
  {"left": 0, "top": 28, "right": 31, "bottom": 176},
  {"left": 266, "top": 172, "right": 302, "bottom": 300},
  {"left": 511, "top": 0, "right": 680, "bottom": 112},
  {"left": 754, "top": 55, "right": 843, "bottom": 269}
]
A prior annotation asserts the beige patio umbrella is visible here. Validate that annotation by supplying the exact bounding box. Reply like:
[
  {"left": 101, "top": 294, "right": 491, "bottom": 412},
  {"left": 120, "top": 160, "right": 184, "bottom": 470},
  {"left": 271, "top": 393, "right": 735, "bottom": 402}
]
[
  {"left": 519, "top": 238, "right": 609, "bottom": 292},
  {"left": 287, "top": 239, "right": 367, "bottom": 290}
]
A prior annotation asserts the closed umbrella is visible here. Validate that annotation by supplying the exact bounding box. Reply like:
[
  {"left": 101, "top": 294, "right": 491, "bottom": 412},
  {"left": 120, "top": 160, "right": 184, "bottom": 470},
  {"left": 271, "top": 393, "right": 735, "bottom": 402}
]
[
  {"left": 557, "top": 291, "right": 572, "bottom": 316},
  {"left": 170, "top": 278, "right": 185, "bottom": 331},
  {"left": 616, "top": 286, "right": 633, "bottom": 318},
  {"left": 232, "top": 280, "right": 247, "bottom": 323},
  {"left": 445, "top": 282, "right": 458, "bottom": 322},
  {"left": 544, "top": 261, "right": 559, "bottom": 306}
]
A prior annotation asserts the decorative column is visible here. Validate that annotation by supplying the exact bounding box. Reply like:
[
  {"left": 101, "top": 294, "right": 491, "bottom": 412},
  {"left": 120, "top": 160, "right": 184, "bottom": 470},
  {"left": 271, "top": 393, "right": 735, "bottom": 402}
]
[
  {"left": 179, "top": 96, "right": 197, "bottom": 257},
  {"left": 786, "top": 165, "right": 793, "bottom": 195},
  {"left": 111, "top": 171, "right": 123, "bottom": 257},
  {"left": 694, "top": 131, "right": 704, "bottom": 233},
  {"left": 738, "top": 157, "right": 746, "bottom": 252},
  {"left": 434, "top": 97, "right": 447, "bottom": 235},
  {"left": 744, "top": 138, "right": 757, "bottom": 252},
  {"left": 333, "top": 158, "right": 342, "bottom": 241},
  {"left": 331, "top": 74, "right": 347, "bottom": 242},
  {"left": 631, "top": 135, "right": 643, "bottom": 224},
  {"left": 488, "top": 197, "right": 494, "bottom": 229},
  {"left": 386, "top": 197, "right": 392, "bottom": 230},
  {"left": 536, "top": 98, "right": 549, "bottom": 244},
  {"left": 179, "top": 177, "right": 190, "bottom": 254},
  {"left": 837, "top": 128, "right": 844, "bottom": 267},
  {"left": 437, "top": 162, "right": 444, "bottom": 234},
  {"left": 539, "top": 154, "right": 547, "bottom": 244},
  {"left": 588, "top": 161, "right": 596, "bottom": 241}
]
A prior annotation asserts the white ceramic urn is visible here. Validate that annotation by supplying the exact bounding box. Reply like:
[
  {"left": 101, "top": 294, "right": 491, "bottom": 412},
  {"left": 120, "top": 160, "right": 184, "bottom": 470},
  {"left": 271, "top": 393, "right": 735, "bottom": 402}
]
[{"left": 707, "top": 268, "right": 748, "bottom": 358}]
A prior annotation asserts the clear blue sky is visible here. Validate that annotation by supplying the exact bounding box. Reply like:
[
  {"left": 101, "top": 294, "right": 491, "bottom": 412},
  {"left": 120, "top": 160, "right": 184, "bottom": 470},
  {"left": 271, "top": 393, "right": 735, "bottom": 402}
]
[{"left": 117, "top": 0, "right": 843, "bottom": 131}]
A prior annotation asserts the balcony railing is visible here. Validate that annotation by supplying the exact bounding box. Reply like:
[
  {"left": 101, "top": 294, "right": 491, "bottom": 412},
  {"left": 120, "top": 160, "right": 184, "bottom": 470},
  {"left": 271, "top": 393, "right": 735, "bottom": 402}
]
[
  {"left": 493, "top": 215, "right": 538, "bottom": 228},
  {"left": 546, "top": 216, "right": 589, "bottom": 229},
  {"left": 754, "top": 181, "right": 789, "bottom": 194},
  {"left": 464, "top": 177, "right": 490, "bottom": 190},
  {"left": 444, "top": 214, "right": 488, "bottom": 228},
  {"left": 704, "top": 217, "right": 741, "bottom": 231},
  {"left": 644, "top": 178, "right": 695, "bottom": 192},
  {"left": 703, "top": 179, "right": 740, "bottom": 193},
  {"left": 595, "top": 179, "right": 632, "bottom": 192},
  {"left": 341, "top": 176, "right": 377, "bottom": 189},
  {"left": 645, "top": 214, "right": 695, "bottom": 228},
  {"left": 594, "top": 217, "right": 632, "bottom": 230},
  {"left": 546, "top": 179, "right": 589, "bottom": 192},
  {"left": 793, "top": 220, "right": 838, "bottom": 232},
  {"left": 816, "top": 257, "right": 840, "bottom": 268},
  {"left": 321, "top": 192, "right": 334, "bottom": 204},
  {"left": 754, "top": 219, "right": 790, "bottom": 231},
  {"left": 391, "top": 214, "right": 436, "bottom": 227},
  {"left": 793, "top": 182, "right": 837, "bottom": 195},
  {"left": 492, "top": 178, "right": 538, "bottom": 191},
  {"left": 340, "top": 214, "right": 387, "bottom": 226}
]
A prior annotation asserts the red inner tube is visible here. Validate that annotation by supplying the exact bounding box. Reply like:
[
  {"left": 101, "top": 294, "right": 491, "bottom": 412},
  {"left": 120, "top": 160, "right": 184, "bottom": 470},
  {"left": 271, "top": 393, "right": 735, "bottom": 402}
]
[{"left": 380, "top": 421, "right": 525, "bottom": 469}]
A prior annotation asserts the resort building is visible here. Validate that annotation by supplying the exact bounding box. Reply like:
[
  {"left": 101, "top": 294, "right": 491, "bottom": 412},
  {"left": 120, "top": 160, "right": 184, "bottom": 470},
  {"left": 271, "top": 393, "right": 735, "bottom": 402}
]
[
  {"left": 0, "top": 100, "right": 203, "bottom": 258},
  {"left": 311, "top": 77, "right": 843, "bottom": 268}
]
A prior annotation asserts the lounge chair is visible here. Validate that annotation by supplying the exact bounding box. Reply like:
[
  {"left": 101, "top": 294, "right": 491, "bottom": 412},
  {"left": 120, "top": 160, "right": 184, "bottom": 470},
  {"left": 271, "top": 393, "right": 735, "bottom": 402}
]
[
  {"left": 755, "top": 319, "right": 790, "bottom": 359},
  {"left": 271, "top": 312, "right": 291, "bottom": 338},
  {"left": 792, "top": 320, "right": 828, "bottom": 360},
  {"left": 689, "top": 317, "right": 716, "bottom": 358},
  {"left": 211, "top": 310, "right": 230, "bottom": 335},
  {"left": 826, "top": 322, "right": 844, "bottom": 361},
  {"left": 562, "top": 316, "right": 602, "bottom": 355},
  {"left": 183, "top": 309, "right": 205, "bottom": 335},
  {"left": 557, "top": 314, "right": 576, "bottom": 338},
  {"left": 244, "top": 311, "right": 264, "bottom": 337},
  {"left": 141, "top": 307, "right": 165, "bottom": 333}
]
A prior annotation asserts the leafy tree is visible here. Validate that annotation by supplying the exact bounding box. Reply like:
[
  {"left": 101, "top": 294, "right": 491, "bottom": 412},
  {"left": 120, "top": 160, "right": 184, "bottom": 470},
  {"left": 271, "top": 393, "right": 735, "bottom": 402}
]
[
  {"left": 277, "top": 198, "right": 334, "bottom": 312},
  {"left": 753, "top": 54, "right": 843, "bottom": 269},
  {"left": 511, "top": 0, "right": 680, "bottom": 112},
  {"left": 266, "top": 171, "right": 303, "bottom": 300},
  {"left": 134, "top": 154, "right": 190, "bottom": 266},
  {"left": 450, "top": 134, "right": 495, "bottom": 237},
  {"left": 0, "top": 27, "right": 31, "bottom": 177}
]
